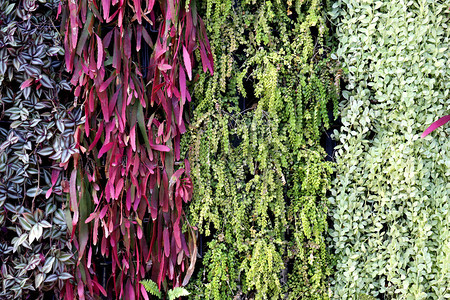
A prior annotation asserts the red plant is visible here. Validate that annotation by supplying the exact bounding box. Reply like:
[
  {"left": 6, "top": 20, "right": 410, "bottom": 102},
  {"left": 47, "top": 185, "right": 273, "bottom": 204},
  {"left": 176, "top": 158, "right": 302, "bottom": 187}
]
[{"left": 60, "top": 0, "right": 212, "bottom": 298}]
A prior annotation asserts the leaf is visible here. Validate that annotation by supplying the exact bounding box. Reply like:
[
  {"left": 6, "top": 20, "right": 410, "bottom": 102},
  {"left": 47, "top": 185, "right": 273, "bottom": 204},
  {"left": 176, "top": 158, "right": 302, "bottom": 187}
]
[
  {"left": 168, "top": 287, "right": 190, "bottom": 300},
  {"left": 151, "top": 144, "right": 171, "bottom": 152},
  {"left": 140, "top": 280, "right": 161, "bottom": 298},
  {"left": 182, "top": 45, "right": 192, "bottom": 80},
  {"left": 98, "top": 142, "right": 113, "bottom": 158},
  {"left": 99, "top": 74, "right": 116, "bottom": 92},
  {"left": 421, "top": 115, "right": 450, "bottom": 138},
  {"left": 96, "top": 34, "right": 104, "bottom": 70},
  {"left": 158, "top": 64, "right": 172, "bottom": 72},
  {"left": 20, "top": 78, "right": 34, "bottom": 90},
  {"left": 163, "top": 228, "right": 170, "bottom": 257}
]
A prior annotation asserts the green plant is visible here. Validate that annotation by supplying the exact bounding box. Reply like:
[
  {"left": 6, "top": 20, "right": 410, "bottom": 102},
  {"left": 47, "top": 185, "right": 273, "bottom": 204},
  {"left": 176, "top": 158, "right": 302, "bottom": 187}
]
[
  {"left": 0, "top": 0, "right": 77, "bottom": 298},
  {"left": 185, "top": 0, "right": 340, "bottom": 299},
  {"left": 141, "top": 279, "right": 190, "bottom": 300},
  {"left": 329, "top": 0, "right": 450, "bottom": 298}
]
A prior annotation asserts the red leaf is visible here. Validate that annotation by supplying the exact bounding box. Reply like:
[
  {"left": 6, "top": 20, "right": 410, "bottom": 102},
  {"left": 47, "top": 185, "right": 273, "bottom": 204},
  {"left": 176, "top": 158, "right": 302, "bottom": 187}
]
[
  {"left": 20, "top": 78, "right": 34, "bottom": 90},
  {"left": 102, "top": 0, "right": 110, "bottom": 20},
  {"left": 96, "top": 34, "right": 103, "bottom": 70},
  {"left": 98, "top": 142, "right": 113, "bottom": 158},
  {"left": 158, "top": 64, "right": 172, "bottom": 71},
  {"left": 163, "top": 228, "right": 170, "bottom": 258},
  {"left": 179, "top": 65, "right": 186, "bottom": 105},
  {"left": 89, "top": 121, "right": 104, "bottom": 151},
  {"left": 124, "top": 28, "right": 132, "bottom": 59},
  {"left": 99, "top": 75, "right": 115, "bottom": 92},
  {"left": 421, "top": 115, "right": 450, "bottom": 138},
  {"left": 93, "top": 280, "right": 107, "bottom": 297},
  {"left": 130, "top": 125, "right": 136, "bottom": 152},
  {"left": 69, "top": 170, "right": 78, "bottom": 229},
  {"left": 133, "top": 0, "right": 142, "bottom": 23},
  {"left": 151, "top": 144, "right": 170, "bottom": 152},
  {"left": 182, "top": 45, "right": 192, "bottom": 80},
  {"left": 140, "top": 284, "right": 149, "bottom": 300}
]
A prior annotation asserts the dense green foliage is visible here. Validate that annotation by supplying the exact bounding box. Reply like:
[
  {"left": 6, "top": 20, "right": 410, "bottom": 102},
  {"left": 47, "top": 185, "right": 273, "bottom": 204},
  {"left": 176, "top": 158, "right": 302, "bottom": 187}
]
[
  {"left": 329, "top": 0, "right": 450, "bottom": 298},
  {"left": 185, "top": 1, "right": 340, "bottom": 299},
  {"left": 0, "top": 0, "right": 78, "bottom": 298}
]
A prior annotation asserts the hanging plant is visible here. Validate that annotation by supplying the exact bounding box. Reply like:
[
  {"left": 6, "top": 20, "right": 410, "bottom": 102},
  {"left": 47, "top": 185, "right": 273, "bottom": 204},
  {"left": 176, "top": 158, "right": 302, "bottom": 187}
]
[
  {"left": 60, "top": 0, "right": 212, "bottom": 298},
  {"left": 0, "top": 0, "right": 78, "bottom": 299}
]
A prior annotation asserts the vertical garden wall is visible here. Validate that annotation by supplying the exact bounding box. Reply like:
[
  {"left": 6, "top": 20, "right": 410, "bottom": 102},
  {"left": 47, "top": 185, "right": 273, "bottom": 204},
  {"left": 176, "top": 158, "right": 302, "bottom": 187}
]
[
  {"left": 1, "top": 0, "right": 449, "bottom": 299},
  {"left": 329, "top": 0, "right": 449, "bottom": 299}
]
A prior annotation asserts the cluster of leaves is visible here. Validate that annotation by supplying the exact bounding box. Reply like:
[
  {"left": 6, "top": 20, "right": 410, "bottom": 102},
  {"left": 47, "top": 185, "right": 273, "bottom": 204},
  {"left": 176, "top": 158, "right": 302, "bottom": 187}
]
[
  {"left": 329, "top": 0, "right": 449, "bottom": 298},
  {"left": 60, "top": 0, "right": 213, "bottom": 298},
  {"left": 141, "top": 278, "right": 190, "bottom": 300},
  {"left": 185, "top": 0, "right": 340, "bottom": 299},
  {"left": 0, "top": 0, "right": 79, "bottom": 298}
]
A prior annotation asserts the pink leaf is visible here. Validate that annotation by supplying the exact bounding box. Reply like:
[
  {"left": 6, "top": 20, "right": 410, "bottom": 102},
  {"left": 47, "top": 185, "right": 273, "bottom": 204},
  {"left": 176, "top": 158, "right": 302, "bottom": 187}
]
[
  {"left": 421, "top": 115, "right": 450, "bottom": 138},
  {"left": 93, "top": 280, "right": 107, "bottom": 297},
  {"left": 163, "top": 228, "right": 170, "bottom": 257},
  {"left": 151, "top": 144, "right": 171, "bottom": 152},
  {"left": 99, "top": 75, "right": 115, "bottom": 92},
  {"left": 89, "top": 122, "right": 104, "bottom": 151},
  {"left": 158, "top": 64, "right": 172, "bottom": 72},
  {"left": 69, "top": 170, "right": 78, "bottom": 228},
  {"left": 102, "top": 0, "right": 110, "bottom": 21},
  {"left": 21, "top": 78, "right": 34, "bottom": 90},
  {"left": 98, "top": 142, "right": 113, "bottom": 158},
  {"left": 130, "top": 125, "right": 136, "bottom": 152},
  {"left": 183, "top": 45, "right": 192, "bottom": 80},
  {"left": 133, "top": 0, "right": 142, "bottom": 23},
  {"left": 96, "top": 34, "right": 103, "bottom": 70}
]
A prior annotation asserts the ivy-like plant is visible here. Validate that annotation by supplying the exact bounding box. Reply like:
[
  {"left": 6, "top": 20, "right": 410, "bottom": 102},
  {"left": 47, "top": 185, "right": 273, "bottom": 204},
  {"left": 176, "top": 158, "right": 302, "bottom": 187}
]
[
  {"left": 60, "top": 0, "right": 213, "bottom": 298},
  {"left": 185, "top": 0, "right": 340, "bottom": 299},
  {"left": 0, "top": 0, "right": 78, "bottom": 299}
]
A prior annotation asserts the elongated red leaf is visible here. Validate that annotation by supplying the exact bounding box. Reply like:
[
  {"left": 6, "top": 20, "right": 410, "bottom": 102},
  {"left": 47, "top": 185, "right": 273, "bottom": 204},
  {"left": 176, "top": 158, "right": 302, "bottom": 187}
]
[
  {"left": 98, "top": 142, "right": 113, "bottom": 158},
  {"left": 163, "top": 228, "right": 170, "bottom": 257},
  {"left": 151, "top": 144, "right": 170, "bottom": 152},
  {"left": 99, "top": 75, "right": 115, "bottom": 92},
  {"left": 182, "top": 45, "right": 192, "bottom": 80},
  {"left": 102, "top": 0, "right": 110, "bottom": 20},
  {"left": 421, "top": 115, "right": 450, "bottom": 138},
  {"left": 95, "top": 34, "right": 103, "bottom": 70},
  {"left": 89, "top": 122, "right": 104, "bottom": 151}
]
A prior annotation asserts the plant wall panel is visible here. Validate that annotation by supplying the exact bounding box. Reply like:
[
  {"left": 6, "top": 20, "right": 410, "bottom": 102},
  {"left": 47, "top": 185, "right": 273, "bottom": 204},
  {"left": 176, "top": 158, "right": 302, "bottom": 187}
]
[
  {"left": 329, "top": 0, "right": 449, "bottom": 298},
  {"left": 185, "top": 1, "right": 340, "bottom": 299},
  {"left": 0, "top": 0, "right": 78, "bottom": 299}
]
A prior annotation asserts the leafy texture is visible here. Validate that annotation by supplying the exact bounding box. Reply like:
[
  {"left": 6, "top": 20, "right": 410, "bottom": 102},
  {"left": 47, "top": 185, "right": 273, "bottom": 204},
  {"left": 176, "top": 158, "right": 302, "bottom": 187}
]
[
  {"left": 330, "top": 0, "right": 450, "bottom": 298},
  {"left": 141, "top": 279, "right": 162, "bottom": 298},
  {"left": 185, "top": 1, "right": 340, "bottom": 299},
  {"left": 0, "top": 0, "right": 78, "bottom": 299},
  {"left": 60, "top": 0, "right": 213, "bottom": 298}
]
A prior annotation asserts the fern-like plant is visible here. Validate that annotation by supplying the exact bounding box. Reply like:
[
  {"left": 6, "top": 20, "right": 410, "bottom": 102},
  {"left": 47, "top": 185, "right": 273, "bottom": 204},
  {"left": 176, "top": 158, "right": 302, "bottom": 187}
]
[{"left": 140, "top": 279, "right": 190, "bottom": 300}]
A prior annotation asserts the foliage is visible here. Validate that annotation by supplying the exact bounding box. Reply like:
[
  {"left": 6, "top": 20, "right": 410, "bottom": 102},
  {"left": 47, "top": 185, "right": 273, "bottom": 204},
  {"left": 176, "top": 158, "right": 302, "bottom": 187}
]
[
  {"left": 141, "top": 279, "right": 162, "bottom": 298},
  {"left": 185, "top": 0, "right": 340, "bottom": 299},
  {"left": 141, "top": 279, "right": 190, "bottom": 300},
  {"left": 60, "top": 0, "right": 213, "bottom": 298},
  {"left": 329, "top": 0, "right": 450, "bottom": 298},
  {"left": 0, "top": 0, "right": 77, "bottom": 298}
]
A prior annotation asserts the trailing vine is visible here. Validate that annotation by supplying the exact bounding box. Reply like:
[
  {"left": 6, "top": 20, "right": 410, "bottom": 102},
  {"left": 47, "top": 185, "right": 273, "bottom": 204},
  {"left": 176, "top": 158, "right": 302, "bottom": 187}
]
[{"left": 185, "top": 0, "right": 340, "bottom": 299}]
